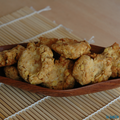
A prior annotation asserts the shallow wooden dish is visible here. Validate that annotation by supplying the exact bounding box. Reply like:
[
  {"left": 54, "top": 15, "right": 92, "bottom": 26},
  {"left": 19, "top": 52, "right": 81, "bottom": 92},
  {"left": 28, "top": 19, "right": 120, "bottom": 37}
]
[{"left": 0, "top": 43, "right": 120, "bottom": 97}]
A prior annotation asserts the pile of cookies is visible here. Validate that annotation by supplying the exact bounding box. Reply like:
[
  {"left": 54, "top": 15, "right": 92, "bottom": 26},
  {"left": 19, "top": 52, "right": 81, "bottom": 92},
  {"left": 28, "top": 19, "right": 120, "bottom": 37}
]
[{"left": 1, "top": 37, "right": 120, "bottom": 90}]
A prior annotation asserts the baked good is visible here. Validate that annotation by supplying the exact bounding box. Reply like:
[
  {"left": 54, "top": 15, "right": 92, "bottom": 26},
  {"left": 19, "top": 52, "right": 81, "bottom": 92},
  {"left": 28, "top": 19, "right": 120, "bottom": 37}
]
[
  {"left": 51, "top": 38, "right": 91, "bottom": 59},
  {"left": 18, "top": 42, "right": 54, "bottom": 84},
  {"left": 102, "top": 42, "right": 120, "bottom": 78},
  {"left": 102, "top": 42, "right": 119, "bottom": 60},
  {"left": 73, "top": 54, "right": 112, "bottom": 85},
  {"left": 4, "top": 66, "right": 21, "bottom": 80},
  {"left": 42, "top": 56, "right": 75, "bottom": 89},
  {"left": 93, "top": 54, "right": 112, "bottom": 83},
  {"left": 39, "top": 37, "right": 58, "bottom": 48},
  {"left": 0, "top": 45, "right": 25, "bottom": 67},
  {"left": 72, "top": 55, "right": 94, "bottom": 85}
]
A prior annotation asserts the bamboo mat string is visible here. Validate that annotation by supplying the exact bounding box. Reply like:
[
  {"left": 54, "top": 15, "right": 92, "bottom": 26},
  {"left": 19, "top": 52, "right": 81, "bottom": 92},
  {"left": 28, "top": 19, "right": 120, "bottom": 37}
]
[
  {"left": 0, "top": 6, "right": 51, "bottom": 28},
  {"left": 4, "top": 96, "right": 50, "bottom": 120},
  {"left": 20, "top": 24, "right": 69, "bottom": 43},
  {"left": 83, "top": 96, "right": 120, "bottom": 120}
]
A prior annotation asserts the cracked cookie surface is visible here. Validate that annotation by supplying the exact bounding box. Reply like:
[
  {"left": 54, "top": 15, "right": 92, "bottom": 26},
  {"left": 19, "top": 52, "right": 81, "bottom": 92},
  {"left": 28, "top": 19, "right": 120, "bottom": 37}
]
[
  {"left": 39, "top": 37, "right": 58, "bottom": 48},
  {"left": 73, "top": 55, "right": 94, "bottom": 85},
  {"left": 102, "top": 43, "right": 120, "bottom": 78},
  {"left": 42, "top": 56, "right": 75, "bottom": 89},
  {"left": 73, "top": 54, "right": 112, "bottom": 85},
  {"left": 51, "top": 38, "right": 91, "bottom": 59},
  {"left": 0, "top": 45, "right": 25, "bottom": 67},
  {"left": 18, "top": 42, "right": 54, "bottom": 84},
  {"left": 4, "top": 66, "right": 21, "bottom": 80}
]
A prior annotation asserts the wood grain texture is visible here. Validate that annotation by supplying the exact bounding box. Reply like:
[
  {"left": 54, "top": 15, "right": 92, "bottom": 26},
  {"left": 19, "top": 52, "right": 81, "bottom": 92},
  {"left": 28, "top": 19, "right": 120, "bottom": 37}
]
[
  {"left": 0, "top": 43, "right": 120, "bottom": 97},
  {"left": 0, "top": 0, "right": 120, "bottom": 47},
  {"left": 0, "top": 76, "right": 120, "bottom": 97}
]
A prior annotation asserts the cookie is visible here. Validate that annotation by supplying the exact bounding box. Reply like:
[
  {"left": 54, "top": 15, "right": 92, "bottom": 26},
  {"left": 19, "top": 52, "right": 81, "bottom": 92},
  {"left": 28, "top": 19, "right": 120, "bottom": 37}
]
[
  {"left": 4, "top": 66, "right": 21, "bottom": 80},
  {"left": 51, "top": 38, "right": 91, "bottom": 59},
  {"left": 73, "top": 54, "right": 112, "bottom": 85},
  {"left": 39, "top": 37, "right": 58, "bottom": 48},
  {"left": 42, "top": 56, "right": 75, "bottom": 89},
  {"left": 0, "top": 45, "right": 25, "bottom": 67},
  {"left": 93, "top": 54, "right": 112, "bottom": 83},
  {"left": 73, "top": 55, "right": 94, "bottom": 85},
  {"left": 102, "top": 42, "right": 120, "bottom": 78},
  {"left": 18, "top": 42, "right": 54, "bottom": 84}
]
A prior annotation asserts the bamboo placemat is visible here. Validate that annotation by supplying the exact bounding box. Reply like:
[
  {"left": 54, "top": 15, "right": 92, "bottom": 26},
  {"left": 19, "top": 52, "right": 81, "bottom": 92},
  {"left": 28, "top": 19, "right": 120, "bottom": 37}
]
[{"left": 0, "top": 7, "right": 120, "bottom": 120}]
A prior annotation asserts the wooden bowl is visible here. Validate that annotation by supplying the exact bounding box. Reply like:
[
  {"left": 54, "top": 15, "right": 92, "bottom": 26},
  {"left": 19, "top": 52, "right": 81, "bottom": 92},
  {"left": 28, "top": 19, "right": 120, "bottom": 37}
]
[{"left": 0, "top": 43, "right": 120, "bottom": 97}]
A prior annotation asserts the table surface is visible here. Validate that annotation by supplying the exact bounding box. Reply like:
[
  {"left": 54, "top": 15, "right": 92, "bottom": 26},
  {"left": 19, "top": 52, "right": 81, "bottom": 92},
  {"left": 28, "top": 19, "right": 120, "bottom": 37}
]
[{"left": 0, "top": 0, "right": 120, "bottom": 47}]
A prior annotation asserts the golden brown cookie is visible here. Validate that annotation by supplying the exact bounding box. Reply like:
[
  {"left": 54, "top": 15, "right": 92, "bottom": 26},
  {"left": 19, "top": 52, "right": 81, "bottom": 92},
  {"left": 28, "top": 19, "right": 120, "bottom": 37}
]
[
  {"left": 51, "top": 38, "right": 91, "bottom": 59},
  {"left": 111, "top": 53, "right": 120, "bottom": 78},
  {"left": 39, "top": 37, "right": 58, "bottom": 48},
  {"left": 73, "top": 55, "right": 94, "bottom": 85},
  {"left": 0, "top": 45, "right": 25, "bottom": 67},
  {"left": 102, "top": 42, "right": 120, "bottom": 78},
  {"left": 93, "top": 54, "right": 112, "bottom": 83},
  {"left": 102, "top": 42, "right": 119, "bottom": 61},
  {"left": 42, "top": 56, "right": 75, "bottom": 89},
  {"left": 18, "top": 42, "right": 54, "bottom": 85},
  {"left": 73, "top": 54, "right": 112, "bottom": 85},
  {"left": 110, "top": 58, "right": 120, "bottom": 78},
  {"left": 4, "top": 66, "right": 21, "bottom": 80}
]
